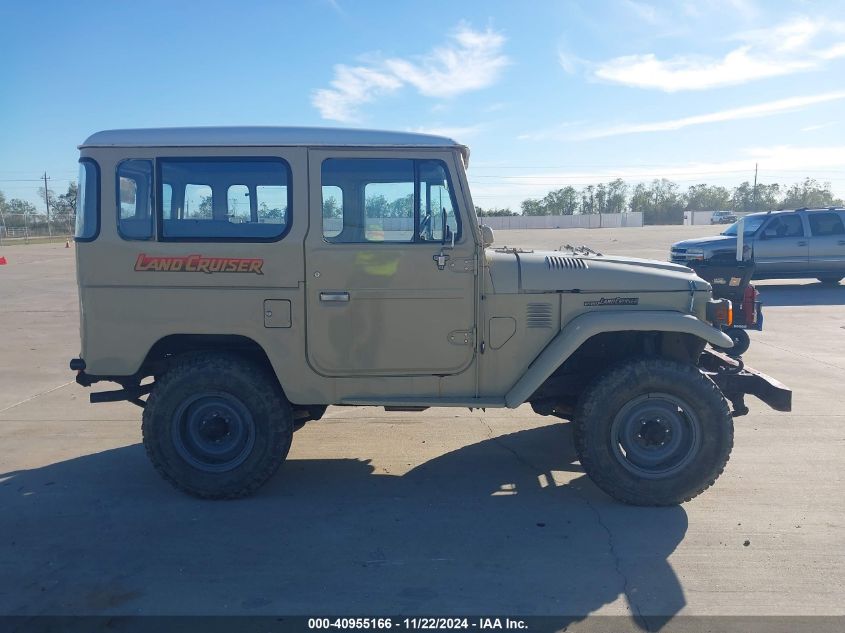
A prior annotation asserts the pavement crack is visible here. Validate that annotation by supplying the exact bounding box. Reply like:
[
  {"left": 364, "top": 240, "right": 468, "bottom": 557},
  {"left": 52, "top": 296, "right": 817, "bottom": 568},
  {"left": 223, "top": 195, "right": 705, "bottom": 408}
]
[
  {"left": 478, "top": 416, "right": 545, "bottom": 473},
  {"left": 0, "top": 381, "right": 73, "bottom": 414},
  {"left": 478, "top": 416, "right": 649, "bottom": 630},
  {"left": 567, "top": 484, "right": 649, "bottom": 630}
]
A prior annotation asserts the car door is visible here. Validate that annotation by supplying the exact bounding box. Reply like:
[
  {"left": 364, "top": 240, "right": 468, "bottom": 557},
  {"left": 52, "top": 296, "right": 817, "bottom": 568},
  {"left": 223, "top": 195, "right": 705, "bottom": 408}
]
[
  {"left": 304, "top": 149, "right": 477, "bottom": 376},
  {"left": 752, "top": 213, "right": 809, "bottom": 275},
  {"left": 807, "top": 212, "right": 845, "bottom": 274}
]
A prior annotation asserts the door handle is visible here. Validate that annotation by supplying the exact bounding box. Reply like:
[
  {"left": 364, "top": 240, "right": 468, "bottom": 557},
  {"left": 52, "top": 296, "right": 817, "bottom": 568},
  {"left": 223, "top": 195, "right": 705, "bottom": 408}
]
[
  {"left": 797, "top": 241, "right": 807, "bottom": 246},
  {"left": 320, "top": 291, "right": 350, "bottom": 302},
  {"left": 838, "top": 240, "right": 845, "bottom": 245}
]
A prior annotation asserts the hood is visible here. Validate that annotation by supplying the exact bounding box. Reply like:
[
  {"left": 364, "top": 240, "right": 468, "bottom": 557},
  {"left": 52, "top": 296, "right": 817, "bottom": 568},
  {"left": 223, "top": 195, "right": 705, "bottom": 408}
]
[
  {"left": 672, "top": 234, "right": 737, "bottom": 251},
  {"left": 487, "top": 247, "right": 709, "bottom": 294}
]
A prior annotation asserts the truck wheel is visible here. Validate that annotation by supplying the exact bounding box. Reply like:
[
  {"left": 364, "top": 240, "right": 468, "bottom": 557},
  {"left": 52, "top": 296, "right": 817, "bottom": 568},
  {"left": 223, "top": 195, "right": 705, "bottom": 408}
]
[
  {"left": 818, "top": 276, "right": 843, "bottom": 285},
  {"left": 142, "top": 353, "right": 293, "bottom": 499},
  {"left": 573, "top": 359, "right": 733, "bottom": 506},
  {"left": 724, "top": 328, "right": 750, "bottom": 357}
]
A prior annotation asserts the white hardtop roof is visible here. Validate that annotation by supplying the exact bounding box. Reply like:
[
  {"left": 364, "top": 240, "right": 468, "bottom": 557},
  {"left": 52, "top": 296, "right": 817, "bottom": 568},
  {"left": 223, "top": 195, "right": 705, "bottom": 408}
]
[{"left": 80, "top": 126, "right": 469, "bottom": 161}]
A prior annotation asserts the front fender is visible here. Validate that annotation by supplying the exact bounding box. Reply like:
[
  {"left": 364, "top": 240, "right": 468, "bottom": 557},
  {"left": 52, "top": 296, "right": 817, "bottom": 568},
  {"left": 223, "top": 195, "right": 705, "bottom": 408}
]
[{"left": 505, "top": 310, "right": 733, "bottom": 408}]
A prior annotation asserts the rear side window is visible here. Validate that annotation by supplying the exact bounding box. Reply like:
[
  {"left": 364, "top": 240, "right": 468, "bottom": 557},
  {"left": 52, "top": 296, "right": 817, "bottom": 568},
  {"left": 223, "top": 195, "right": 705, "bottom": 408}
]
[
  {"left": 74, "top": 159, "right": 100, "bottom": 241},
  {"left": 159, "top": 158, "right": 291, "bottom": 241},
  {"left": 808, "top": 213, "right": 845, "bottom": 236},
  {"left": 117, "top": 160, "right": 154, "bottom": 239}
]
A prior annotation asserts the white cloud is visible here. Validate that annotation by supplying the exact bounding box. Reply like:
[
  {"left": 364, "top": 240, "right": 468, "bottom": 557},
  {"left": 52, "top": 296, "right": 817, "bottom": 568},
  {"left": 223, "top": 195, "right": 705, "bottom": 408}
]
[
  {"left": 801, "top": 122, "right": 835, "bottom": 132},
  {"left": 588, "top": 15, "right": 845, "bottom": 91},
  {"left": 312, "top": 26, "right": 508, "bottom": 122},
  {"left": 521, "top": 91, "right": 845, "bottom": 141}
]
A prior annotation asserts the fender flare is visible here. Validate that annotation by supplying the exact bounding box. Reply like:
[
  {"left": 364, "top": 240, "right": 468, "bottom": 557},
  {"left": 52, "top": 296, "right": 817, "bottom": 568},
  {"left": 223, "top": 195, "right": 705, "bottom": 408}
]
[{"left": 505, "top": 310, "right": 733, "bottom": 408}]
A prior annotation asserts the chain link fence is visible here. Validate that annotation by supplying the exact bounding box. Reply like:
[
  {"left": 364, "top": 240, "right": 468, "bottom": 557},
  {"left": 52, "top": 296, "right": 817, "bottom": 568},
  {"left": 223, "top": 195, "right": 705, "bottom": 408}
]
[{"left": 0, "top": 213, "right": 75, "bottom": 244}]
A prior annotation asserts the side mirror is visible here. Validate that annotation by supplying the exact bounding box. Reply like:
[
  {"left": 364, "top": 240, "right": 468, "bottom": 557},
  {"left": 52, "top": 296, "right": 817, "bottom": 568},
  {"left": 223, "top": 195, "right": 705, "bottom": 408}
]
[{"left": 481, "top": 224, "right": 495, "bottom": 248}]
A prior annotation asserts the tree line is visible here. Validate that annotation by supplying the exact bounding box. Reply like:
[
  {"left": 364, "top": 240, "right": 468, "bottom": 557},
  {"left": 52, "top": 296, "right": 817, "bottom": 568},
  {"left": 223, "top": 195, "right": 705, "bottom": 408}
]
[{"left": 476, "top": 177, "right": 844, "bottom": 225}]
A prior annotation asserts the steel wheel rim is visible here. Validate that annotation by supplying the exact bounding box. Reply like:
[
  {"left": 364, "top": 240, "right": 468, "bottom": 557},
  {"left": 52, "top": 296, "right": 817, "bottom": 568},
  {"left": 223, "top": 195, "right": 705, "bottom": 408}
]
[
  {"left": 610, "top": 393, "right": 701, "bottom": 479},
  {"left": 171, "top": 392, "right": 256, "bottom": 473}
]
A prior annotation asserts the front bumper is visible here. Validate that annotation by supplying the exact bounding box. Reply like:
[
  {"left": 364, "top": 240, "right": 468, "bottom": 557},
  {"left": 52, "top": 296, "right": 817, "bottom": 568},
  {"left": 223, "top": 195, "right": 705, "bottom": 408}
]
[{"left": 700, "top": 348, "right": 792, "bottom": 415}]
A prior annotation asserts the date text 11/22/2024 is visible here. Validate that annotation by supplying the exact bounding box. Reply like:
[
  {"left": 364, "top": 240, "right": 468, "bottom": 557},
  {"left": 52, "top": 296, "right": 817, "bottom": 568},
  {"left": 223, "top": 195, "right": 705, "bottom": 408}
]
[{"left": 308, "top": 618, "right": 528, "bottom": 630}]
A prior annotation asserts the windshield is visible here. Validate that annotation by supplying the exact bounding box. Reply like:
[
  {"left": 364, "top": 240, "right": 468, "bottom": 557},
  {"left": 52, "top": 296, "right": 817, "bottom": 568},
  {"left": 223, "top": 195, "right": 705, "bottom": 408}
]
[{"left": 722, "top": 215, "right": 767, "bottom": 236}]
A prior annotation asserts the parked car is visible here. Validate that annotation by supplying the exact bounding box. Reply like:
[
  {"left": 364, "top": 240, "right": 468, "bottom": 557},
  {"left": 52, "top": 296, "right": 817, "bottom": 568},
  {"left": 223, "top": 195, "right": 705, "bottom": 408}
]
[
  {"left": 70, "top": 127, "right": 791, "bottom": 506},
  {"left": 710, "top": 210, "right": 737, "bottom": 225},
  {"left": 672, "top": 208, "right": 845, "bottom": 284}
]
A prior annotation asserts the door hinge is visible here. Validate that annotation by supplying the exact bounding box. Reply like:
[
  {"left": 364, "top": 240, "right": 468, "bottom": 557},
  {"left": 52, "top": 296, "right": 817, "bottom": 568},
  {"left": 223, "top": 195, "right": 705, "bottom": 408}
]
[
  {"left": 448, "top": 329, "right": 474, "bottom": 346},
  {"left": 448, "top": 257, "right": 477, "bottom": 274}
]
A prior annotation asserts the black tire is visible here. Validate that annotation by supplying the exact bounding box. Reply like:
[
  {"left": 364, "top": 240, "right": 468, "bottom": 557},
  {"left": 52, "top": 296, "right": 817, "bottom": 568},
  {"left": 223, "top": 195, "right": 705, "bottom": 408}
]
[
  {"left": 818, "top": 276, "right": 843, "bottom": 285},
  {"left": 724, "top": 327, "right": 750, "bottom": 357},
  {"left": 142, "top": 353, "right": 293, "bottom": 499},
  {"left": 573, "top": 359, "right": 733, "bottom": 506}
]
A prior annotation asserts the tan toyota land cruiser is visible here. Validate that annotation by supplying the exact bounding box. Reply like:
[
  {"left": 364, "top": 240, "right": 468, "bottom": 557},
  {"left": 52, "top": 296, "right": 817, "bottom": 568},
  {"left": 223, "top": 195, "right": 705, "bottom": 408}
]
[{"left": 70, "top": 127, "right": 791, "bottom": 505}]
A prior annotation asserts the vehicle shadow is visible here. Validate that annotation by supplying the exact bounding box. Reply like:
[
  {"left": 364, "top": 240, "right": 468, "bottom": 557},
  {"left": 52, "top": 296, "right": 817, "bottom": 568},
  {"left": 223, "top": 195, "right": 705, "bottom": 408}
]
[
  {"left": 0, "top": 423, "right": 687, "bottom": 628},
  {"left": 755, "top": 281, "right": 845, "bottom": 307}
]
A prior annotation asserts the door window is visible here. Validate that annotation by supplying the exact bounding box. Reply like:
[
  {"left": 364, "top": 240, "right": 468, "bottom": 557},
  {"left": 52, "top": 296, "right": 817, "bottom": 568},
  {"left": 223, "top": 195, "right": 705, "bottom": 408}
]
[
  {"left": 763, "top": 214, "right": 804, "bottom": 238},
  {"left": 808, "top": 213, "right": 845, "bottom": 236},
  {"left": 320, "top": 158, "right": 461, "bottom": 244}
]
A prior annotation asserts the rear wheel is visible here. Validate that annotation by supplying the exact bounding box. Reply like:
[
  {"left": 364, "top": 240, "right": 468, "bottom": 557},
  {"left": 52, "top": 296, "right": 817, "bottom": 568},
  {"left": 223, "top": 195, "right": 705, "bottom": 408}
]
[
  {"left": 142, "top": 353, "right": 293, "bottom": 499},
  {"left": 574, "top": 359, "right": 733, "bottom": 506},
  {"left": 818, "top": 276, "right": 843, "bottom": 285}
]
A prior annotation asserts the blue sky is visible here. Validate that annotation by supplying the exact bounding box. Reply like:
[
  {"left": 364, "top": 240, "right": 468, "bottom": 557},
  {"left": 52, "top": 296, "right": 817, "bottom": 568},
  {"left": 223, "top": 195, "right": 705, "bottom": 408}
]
[{"left": 1, "top": 0, "right": 844, "bottom": 211}]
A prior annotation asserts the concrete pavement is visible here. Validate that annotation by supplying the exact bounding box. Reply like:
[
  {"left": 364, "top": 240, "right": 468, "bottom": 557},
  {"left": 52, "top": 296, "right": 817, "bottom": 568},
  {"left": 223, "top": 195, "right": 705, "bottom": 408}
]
[{"left": 0, "top": 227, "right": 842, "bottom": 621}]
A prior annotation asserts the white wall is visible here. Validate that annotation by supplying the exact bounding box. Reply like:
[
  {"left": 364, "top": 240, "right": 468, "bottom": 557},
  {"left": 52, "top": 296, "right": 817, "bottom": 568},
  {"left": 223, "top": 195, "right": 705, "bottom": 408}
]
[
  {"left": 478, "top": 212, "right": 643, "bottom": 230},
  {"left": 323, "top": 212, "right": 644, "bottom": 234},
  {"left": 684, "top": 211, "right": 755, "bottom": 226}
]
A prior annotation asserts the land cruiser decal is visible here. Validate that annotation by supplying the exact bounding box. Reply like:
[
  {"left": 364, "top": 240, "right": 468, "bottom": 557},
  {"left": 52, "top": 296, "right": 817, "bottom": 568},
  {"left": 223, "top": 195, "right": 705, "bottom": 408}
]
[
  {"left": 134, "top": 253, "right": 264, "bottom": 275},
  {"left": 583, "top": 297, "right": 639, "bottom": 307}
]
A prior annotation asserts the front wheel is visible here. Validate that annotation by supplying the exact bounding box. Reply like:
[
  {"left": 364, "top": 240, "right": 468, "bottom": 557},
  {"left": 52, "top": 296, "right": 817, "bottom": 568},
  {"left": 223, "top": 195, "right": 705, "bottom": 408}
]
[
  {"left": 142, "top": 353, "right": 294, "bottom": 499},
  {"left": 724, "top": 327, "right": 750, "bottom": 357},
  {"left": 574, "top": 359, "right": 733, "bottom": 506}
]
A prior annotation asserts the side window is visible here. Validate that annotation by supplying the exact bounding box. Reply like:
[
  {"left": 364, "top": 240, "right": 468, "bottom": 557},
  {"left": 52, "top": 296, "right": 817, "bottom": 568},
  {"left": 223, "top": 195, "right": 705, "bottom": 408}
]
[
  {"left": 320, "top": 158, "right": 460, "bottom": 244},
  {"left": 808, "top": 213, "right": 845, "bottom": 236},
  {"left": 764, "top": 215, "right": 804, "bottom": 238},
  {"left": 117, "top": 160, "right": 153, "bottom": 239},
  {"left": 184, "top": 183, "right": 212, "bottom": 219},
  {"left": 160, "top": 159, "right": 290, "bottom": 240},
  {"left": 162, "top": 183, "right": 173, "bottom": 219},
  {"left": 256, "top": 185, "right": 288, "bottom": 224},
  {"left": 322, "top": 185, "right": 343, "bottom": 238},
  {"left": 226, "top": 184, "right": 250, "bottom": 223},
  {"left": 74, "top": 159, "right": 100, "bottom": 241}
]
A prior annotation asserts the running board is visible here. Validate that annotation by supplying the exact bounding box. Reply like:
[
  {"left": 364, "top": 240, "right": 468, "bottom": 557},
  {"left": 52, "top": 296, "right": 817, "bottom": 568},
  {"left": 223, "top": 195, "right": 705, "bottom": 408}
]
[{"left": 339, "top": 397, "right": 506, "bottom": 409}]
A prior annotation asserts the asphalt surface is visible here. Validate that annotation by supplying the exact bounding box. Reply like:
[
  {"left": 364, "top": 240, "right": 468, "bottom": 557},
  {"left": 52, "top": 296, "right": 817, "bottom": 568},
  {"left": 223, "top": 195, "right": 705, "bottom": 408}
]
[{"left": 0, "top": 227, "right": 842, "bottom": 624}]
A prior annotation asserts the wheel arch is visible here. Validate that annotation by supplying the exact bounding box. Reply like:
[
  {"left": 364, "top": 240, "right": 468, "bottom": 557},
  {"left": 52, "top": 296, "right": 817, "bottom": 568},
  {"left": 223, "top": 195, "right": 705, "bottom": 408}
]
[
  {"left": 507, "top": 310, "right": 732, "bottom": 408},
  {"left": 140, "top": 334, "right": 277, "bottom": 383}
]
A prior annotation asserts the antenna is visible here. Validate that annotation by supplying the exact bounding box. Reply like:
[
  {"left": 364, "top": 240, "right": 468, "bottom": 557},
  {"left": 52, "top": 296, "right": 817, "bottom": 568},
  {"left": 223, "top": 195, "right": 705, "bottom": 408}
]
[{"left": 752, "top": 163, "right": 758, "bottom": 212}]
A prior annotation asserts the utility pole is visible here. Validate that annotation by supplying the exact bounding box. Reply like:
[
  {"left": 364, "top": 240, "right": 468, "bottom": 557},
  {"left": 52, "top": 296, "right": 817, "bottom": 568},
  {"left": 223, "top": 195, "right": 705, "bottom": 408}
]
[
  {"left": 42, "top": 172, "right": 53, "bottom": 238},
  {"left": 752, "top": 163, "right": 758, "bottom": 213}
]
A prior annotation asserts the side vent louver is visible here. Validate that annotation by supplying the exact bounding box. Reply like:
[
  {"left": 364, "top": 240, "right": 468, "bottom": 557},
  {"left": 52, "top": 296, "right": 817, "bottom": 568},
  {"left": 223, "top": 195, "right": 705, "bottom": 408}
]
[
  {"left": 545, "top": 256, "right": 587, "bottom": 270},
  {"left": 527, "top": 303, "right": 553, "bottom": 328}
]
